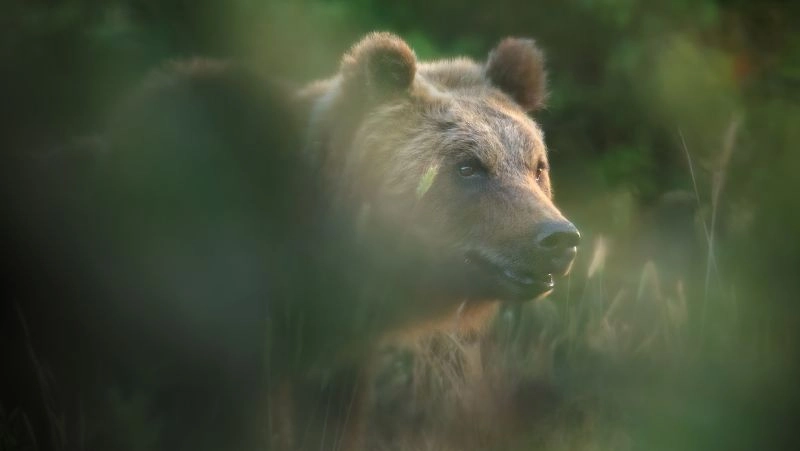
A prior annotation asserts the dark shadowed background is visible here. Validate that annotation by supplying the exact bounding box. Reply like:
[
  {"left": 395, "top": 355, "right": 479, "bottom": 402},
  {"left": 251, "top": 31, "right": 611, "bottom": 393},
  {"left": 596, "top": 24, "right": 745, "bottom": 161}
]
[{"left": 2, "top": 1, "right": 799, "bottom": 450}]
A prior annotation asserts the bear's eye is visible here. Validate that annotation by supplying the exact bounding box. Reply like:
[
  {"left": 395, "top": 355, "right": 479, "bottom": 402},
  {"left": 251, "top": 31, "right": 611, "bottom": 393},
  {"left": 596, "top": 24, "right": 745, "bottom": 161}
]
[
  {"left": 457, "top": 159, "right": 485, "bottom": 178},
  {"left": 535, "top": 160, "right": 549, "bottom": 182}
]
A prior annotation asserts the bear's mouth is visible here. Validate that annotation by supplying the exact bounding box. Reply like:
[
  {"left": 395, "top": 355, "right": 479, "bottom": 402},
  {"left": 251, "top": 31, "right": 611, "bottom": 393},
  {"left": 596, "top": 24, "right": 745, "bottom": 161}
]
[{"left": 464, "top": 250, "right": 554, "bottom": 300}]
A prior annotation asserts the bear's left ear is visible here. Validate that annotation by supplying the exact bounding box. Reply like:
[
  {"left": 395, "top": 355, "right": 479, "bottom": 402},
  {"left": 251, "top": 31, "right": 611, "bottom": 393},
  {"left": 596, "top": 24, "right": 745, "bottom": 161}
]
[
  {"left": 485, "top": 38, "right": 547, "bottom": 111},
  {"left": 340, "top": 32, "right": 417, "bottom": 98}
]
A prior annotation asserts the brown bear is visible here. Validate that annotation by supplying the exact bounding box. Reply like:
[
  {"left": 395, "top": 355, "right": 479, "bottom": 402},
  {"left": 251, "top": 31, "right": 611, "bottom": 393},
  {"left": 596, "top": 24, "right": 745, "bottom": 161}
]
[
  {"left": 2, "top": 32, "right": 578, "bottom": 451},
  {"left": 271, "top": 33, "right": 580, "bottom": 448}
]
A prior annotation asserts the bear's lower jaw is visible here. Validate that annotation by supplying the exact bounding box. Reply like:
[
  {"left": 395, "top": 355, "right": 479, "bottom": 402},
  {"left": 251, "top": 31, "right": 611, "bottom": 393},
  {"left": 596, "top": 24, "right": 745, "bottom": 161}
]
[
  {"left": 496, "top": 272, "right": 554, "bottom": 302},
  {"left": 463, "top": 251, "right": 555, "bottom": 301}
]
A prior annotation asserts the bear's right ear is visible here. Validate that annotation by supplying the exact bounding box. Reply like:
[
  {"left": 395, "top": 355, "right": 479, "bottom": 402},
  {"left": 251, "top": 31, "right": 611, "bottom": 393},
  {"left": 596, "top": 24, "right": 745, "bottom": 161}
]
[{"left": 340, "top": 32, "right": 417, "bottom": 98}]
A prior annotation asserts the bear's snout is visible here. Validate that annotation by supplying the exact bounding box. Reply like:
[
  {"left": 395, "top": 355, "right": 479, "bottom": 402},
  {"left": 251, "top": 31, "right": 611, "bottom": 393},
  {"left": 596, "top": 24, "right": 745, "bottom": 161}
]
[
  {"left": 533, "top": 220, "right": 580, "bottom": 277},
  {"left": 462, "top": 218, "right": 579, "bottom": 302}
]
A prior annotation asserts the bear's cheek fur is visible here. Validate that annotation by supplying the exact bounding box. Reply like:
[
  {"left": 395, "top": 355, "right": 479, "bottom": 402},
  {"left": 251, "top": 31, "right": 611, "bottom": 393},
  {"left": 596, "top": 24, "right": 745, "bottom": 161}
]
[
  {"left": 386, "top": 170, "right": 499, "bottom": 264},
  {"left": 344, "top": 116, "right": 436, "bottom": 219}
]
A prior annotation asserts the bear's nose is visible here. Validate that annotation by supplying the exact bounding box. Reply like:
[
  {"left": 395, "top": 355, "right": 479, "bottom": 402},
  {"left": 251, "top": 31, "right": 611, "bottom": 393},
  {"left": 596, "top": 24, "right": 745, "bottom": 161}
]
[
  {"left": 535, "top": 221, "right": 581, "bottom": 251},
  {"left": 534, "top": 221, "right": 580, "bottom": 276}
]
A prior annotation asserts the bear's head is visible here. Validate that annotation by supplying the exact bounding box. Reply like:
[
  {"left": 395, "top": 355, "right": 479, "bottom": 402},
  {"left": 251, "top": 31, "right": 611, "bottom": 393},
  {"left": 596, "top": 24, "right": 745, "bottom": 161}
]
[{"left": 305, "top": 33, "right": 579, "bottom": 303}]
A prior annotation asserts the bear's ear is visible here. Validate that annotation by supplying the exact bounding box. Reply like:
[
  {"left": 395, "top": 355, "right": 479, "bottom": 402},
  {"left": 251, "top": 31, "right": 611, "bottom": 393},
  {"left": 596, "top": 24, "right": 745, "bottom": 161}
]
[
  {"left": 340, "top": 32, "right": 417, "bottom": 97},
  {"left": 485, "top": 38, "right": 547, "bottom": 111}
]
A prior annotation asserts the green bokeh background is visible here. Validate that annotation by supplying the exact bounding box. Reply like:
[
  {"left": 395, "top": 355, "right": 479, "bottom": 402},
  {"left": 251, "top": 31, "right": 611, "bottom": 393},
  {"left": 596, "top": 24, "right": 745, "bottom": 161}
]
[{"left": 2, "top": 0, "right": 799, "bottom": 449}]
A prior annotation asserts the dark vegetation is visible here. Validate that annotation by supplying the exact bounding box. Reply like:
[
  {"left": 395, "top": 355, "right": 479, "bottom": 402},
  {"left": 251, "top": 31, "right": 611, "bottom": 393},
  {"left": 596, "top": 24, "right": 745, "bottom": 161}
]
[{"left": 2, "top": 1, "right": 800, "bottom": 450}]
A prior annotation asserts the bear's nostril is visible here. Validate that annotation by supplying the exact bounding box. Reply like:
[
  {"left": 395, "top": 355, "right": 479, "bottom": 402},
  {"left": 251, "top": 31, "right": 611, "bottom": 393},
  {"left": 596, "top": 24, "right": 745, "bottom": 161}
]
[
  {"left": 539, "top": 231, "right": 580, "bottom": 249},
  {"left": 536, "top": 221, "right": 581, "bottom": 250}
]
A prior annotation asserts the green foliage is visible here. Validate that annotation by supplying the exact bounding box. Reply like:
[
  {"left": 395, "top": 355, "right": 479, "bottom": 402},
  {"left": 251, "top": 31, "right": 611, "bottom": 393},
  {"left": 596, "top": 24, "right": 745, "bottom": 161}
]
[
  {"left": 3, "top": 0, "right": 799, "bottom": 449},
  {"left": 416, "top": 163, "right": 441, "bottom": 200}
]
